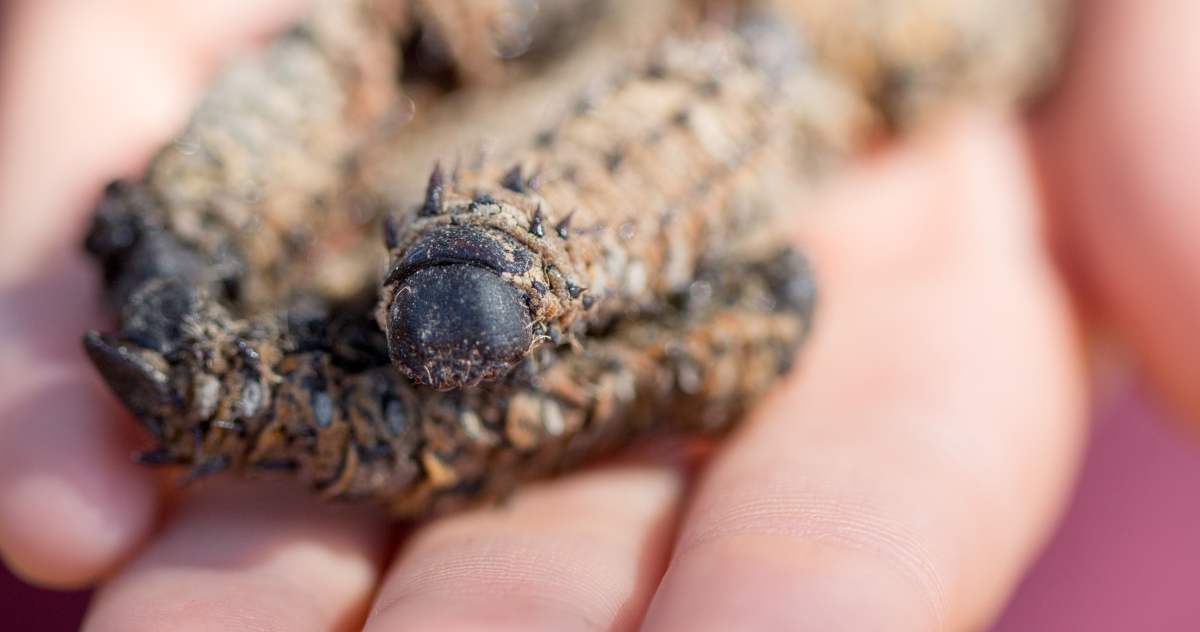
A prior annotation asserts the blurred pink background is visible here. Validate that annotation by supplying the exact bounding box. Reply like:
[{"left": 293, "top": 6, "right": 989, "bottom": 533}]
[
  {"left": 993, "top": 386, "right": 1200, "bottom": 631},
  {"left": 4, "top": 384, "right": 1200, "bottom": 630}
]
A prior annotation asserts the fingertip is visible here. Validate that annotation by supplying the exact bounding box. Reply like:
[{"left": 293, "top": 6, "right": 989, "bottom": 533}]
[
  {"left": 1034, "top": 1, "right": 1200, "bottom": 422},
  {"left": 0, "top": 472, "right": 158, "bottom": 591},
  {"left": 365, "top": 467, "right": 683, "bottom": 632},
  {"left": 0, "top": 258, "right": 162, "bottom": 588},
  {"left": 83, "top": 480, "right": 390, "bottom": 632},
  {"left": 0, "top": 370, "right": 161, "bottom": 589}
]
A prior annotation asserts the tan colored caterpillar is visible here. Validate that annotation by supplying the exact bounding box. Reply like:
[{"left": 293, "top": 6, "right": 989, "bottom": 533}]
[
  {"left": 82, "top": 1, "right": 1069, "bottom": 517},
  {"left": 85, "top": 24, "right": 826, "bottom": 516}
]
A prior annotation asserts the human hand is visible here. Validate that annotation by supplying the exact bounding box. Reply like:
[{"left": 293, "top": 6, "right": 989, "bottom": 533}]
[{"left": 0, "top": 1, "right": 1194, "bottom": 630}]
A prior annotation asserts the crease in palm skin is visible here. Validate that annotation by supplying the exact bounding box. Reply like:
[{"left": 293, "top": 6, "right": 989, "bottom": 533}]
[{"left": 1, "top": 0, "right": 1197, "bottom": 630}]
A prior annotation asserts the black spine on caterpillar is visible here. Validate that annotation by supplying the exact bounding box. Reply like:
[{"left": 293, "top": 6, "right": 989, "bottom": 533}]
[
  {"left": 82, "top": 247, "right": 814, "bottom": 517},
  {"left": 380, "top": 28, "right": 822, "bottom": 390}
]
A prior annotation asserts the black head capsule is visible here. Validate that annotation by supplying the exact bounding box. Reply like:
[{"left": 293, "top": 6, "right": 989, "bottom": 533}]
[{"left": 384, "top": 225, "right": 537, "bottom": 390}]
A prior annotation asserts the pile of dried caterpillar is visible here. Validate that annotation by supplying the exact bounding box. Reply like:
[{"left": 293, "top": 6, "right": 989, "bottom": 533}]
[{"left": 82, "top": 1, "right": 1069, "bottom": 517}]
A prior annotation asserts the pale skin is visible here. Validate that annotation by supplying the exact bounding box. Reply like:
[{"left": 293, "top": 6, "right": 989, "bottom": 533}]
[{"left": 0, "top": 1, "right": 1197, "bottom": 630}]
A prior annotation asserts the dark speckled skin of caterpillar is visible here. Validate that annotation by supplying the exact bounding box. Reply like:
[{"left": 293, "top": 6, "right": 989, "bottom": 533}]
[{"left": 80, "top": 1, "right": 1068, "bottom": 516}]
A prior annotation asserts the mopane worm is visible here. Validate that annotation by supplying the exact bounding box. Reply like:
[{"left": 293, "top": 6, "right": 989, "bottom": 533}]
[{"left": 81, "top": 1, "right": 1069, "bottom": 516}]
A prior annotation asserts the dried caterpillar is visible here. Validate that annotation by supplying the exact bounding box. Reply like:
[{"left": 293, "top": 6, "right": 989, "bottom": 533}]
[
  {"left": 85, "top": 26, "right": 823, "bottom": 516},
  {"left": 81, "top": 1, "right": 1070, "bottom": 515}
]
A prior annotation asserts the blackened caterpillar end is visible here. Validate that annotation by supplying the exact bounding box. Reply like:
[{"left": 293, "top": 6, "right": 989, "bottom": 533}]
[
  {"left": 382, "top": 223, "right": 539, "bottom": 390},
  {"left": 386, "top": 264, "right": 533, "bottom": 390}
]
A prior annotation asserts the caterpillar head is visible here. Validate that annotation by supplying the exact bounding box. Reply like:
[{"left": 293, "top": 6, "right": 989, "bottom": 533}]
[
  {"left": 382, "top": 223, "right": 536, "bottom": 391},
  {"left": 379, "top": 161, "right": 604, "bottom": 390}
]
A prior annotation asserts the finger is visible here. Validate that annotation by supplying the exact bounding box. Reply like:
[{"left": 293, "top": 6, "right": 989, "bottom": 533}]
[
  {"left": 0, "top": 0, "right": 304, "bottom": 587},
  {"left": 1034, "top": 0, "right": 1200, "bottom": 421},
  {"left": 642, "top": 116, "right": 1088, "bottom": 630},
  {"left": 82, "top": 480, "right": 389, "bottom": 632},
  {"left": 0, "top": 258, "right": 160, "bottom": 587},
  {"left": 365, "top": 465, "right": 683, "bottom": 632}
]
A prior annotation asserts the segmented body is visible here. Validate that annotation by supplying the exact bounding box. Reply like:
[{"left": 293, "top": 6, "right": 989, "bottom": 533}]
[{"left": 82, "top": 1, "right": 1070, "bottom": 517}]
